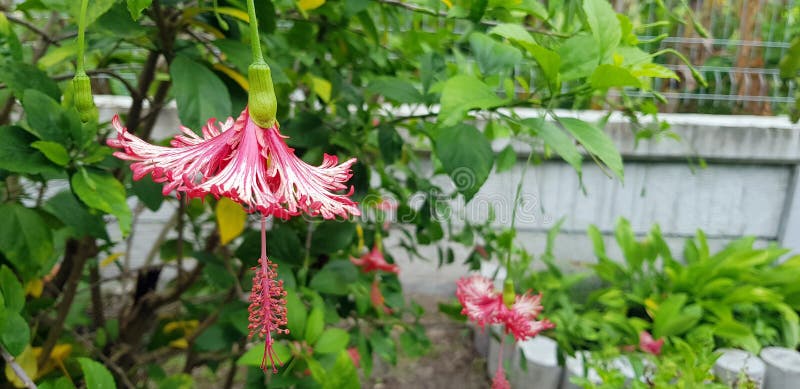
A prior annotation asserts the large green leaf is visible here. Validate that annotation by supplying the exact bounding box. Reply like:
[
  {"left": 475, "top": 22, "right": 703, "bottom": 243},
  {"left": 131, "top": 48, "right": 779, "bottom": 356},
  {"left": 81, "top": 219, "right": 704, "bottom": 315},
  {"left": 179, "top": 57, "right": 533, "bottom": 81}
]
[
  {"left": 469, "top": 32, "right": 523, "bottom": 76},
  {"left": 314, "top": 328, "right": 350, "bottom": 354},
  {"left": 0, "top": 62, "right": 60, "bottom": 100},
  {"left": 652, "top": 294, "right": 702, "bottom": 338},
  {"left": 285, "top": 290, "right": 307, "bottom": 339},
  {"left": 558, "top": 117, "right": 623, "bottom": 180},
  {"left": 77, "top": 358, "right": 116, "bottom": 389},
  {"left": 488, "top": 23, "right": 535, "bottom": 44},
  {"left": 126, "top": 0, "right": 153, "bottom": 20},
  {"left": 434, "top": 124, "right": 495, "bottom": 201},
  {"left": 0, "top": 266, "right": 24, "bottom": 313},
  {"left": 558, "top": 33, "right": 599, "bottom": 81},
  {"left": 22, "top": 89, "right": 71, "bottom": 144},
  {"left": 309, "top": 261, "right": 359, "bottom": 295},
  {"left": 170, "top": 55, "right": 232, "bottom": 130},
  {"left": 589, "top": 64, "right": 641, "bottom": 89},
  {"left": 323, "top": 350, "right": 360, "bottom": 389},
  {"left": 522, "top": 118, "right": 581, "bottom": 173},
  {"left": 366, "top": 77, "right": 423, "bottom": 104},
  {"left": 438, "top": 75, "right": 504, "bottom": 126},
  {"left": 304, "top": 306, "right": 325, "bottom": 344},
  {"left": 0, "top": 204, "right": 54, "bottom": 278},
  {"left": 0, "top": 308, "right": 29, "bottom": 357},
  {"left": 582, "top": 0, "right": 621, "bottom": 60},
  {"left": 31, "top": 141, "right": 70, "bottom": 166},
  {"left": 71, "top": 169, "right": 132, "bottom": 235},
  {"left": 0, "top": 126, "right": 61, "bottom": 176}
]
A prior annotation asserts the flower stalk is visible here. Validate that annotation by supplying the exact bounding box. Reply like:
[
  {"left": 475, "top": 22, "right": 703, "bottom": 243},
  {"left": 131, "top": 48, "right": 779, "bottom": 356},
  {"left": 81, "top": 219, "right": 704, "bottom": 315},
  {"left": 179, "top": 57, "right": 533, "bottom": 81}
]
[{"left": 73, "top": 0, "right": 97, "bottom": 122}]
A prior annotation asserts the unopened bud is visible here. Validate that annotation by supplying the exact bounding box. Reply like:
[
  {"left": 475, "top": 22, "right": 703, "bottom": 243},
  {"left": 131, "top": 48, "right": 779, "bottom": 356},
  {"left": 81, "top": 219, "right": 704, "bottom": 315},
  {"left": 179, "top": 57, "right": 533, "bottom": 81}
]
[
  {"left": 502, "top": 279, "right": 516, "bottom": 308},
  {"left": 248, "top": 62, "right": 278, "bottom": 128},
  {"left": 73, "top": 73, "right": 97, "bottom": 122}
]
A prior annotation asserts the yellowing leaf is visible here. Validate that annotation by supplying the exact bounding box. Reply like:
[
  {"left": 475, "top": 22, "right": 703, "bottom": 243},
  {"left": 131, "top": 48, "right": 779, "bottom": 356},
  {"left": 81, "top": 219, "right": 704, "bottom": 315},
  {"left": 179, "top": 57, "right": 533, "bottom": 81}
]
[
  {"left": 440, "top": 0, "right": 452, "bottom": 8},
  {"left": 298, "top": 0, "right": 325, "bottom": 11},
  {"left": 100, "top": 252, "right": 124, "bottom": 268},
  {"left": 24, "top": 278, "right": 43, "bottom": 298},
  {"left": 310, "top": 76, "right": 332, "bottom": 103},
  {"left": 216, "top": 198, "right": 247, "bottom": 245},
  {"left": 214, "top": 63, "right": 249, "bottom": 91},
  {"left": 169, "top": 338, "right": 189, "bottom": 349},
  {"left": 185, "top": 6, "right": 249, "bottom": 22},
  {"left": 4, "top": 346, "right": 37, "bottom": 388},
  {"left": 164, "top": 320, "right": 199, "bottom": 334}
]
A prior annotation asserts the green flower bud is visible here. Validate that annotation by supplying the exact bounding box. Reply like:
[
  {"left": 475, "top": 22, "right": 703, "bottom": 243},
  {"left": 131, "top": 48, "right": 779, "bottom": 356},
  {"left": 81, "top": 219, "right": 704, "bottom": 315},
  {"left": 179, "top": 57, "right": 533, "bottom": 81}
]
[
  {"left": 73, "top": 73, "right": 98, "bottom": 123},
  {"left": 502, "top": 279, "right": 515, "bottom": 308},
  {"left": 248, "top": 62, "right": 278, "bottom": 128}
]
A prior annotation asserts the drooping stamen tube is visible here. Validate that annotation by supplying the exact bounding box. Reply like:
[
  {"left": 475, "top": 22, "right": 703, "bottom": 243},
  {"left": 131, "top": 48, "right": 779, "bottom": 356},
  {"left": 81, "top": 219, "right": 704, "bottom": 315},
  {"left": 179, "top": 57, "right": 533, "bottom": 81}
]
[{"left": 247, "top": 215, "right": 288, "bottom": 372}]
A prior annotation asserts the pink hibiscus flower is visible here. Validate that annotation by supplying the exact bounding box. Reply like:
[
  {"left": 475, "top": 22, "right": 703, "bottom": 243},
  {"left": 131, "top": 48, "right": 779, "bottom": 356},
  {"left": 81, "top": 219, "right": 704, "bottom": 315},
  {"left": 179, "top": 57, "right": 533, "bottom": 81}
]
[
  {"left": 107, "top": 107, "right": 360, "bottom": 219},
  {"left": 350, "top": 244, "right": 399, "bottom": 274}
]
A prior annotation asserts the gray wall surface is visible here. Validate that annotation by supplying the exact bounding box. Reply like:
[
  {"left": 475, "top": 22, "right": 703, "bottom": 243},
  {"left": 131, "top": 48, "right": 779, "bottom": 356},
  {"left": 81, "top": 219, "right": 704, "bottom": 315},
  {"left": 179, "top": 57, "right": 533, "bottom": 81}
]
[{"left": 95, "top": 97, "right": 800, "bottom": 296}]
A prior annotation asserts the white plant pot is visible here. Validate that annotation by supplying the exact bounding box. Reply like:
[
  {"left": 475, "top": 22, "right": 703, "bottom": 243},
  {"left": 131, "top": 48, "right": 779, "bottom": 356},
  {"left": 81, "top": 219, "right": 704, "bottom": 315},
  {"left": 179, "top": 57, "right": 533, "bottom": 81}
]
[
  {"left": 760, "top": 347, "right": 800, "bottom": 389},
  {"left": 713, "top": 348, "right": 766, "bottom": 388},
  {"left": 511, "top": 336, "right": 563, "bottom": 389}
]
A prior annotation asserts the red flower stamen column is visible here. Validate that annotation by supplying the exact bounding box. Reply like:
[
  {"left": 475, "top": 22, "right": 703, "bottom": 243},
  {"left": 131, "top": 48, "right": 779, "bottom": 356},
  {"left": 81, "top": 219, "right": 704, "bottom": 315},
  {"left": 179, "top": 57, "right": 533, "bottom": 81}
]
[{"left": 247, "top": 215, "right": 288, "bottom": 372}]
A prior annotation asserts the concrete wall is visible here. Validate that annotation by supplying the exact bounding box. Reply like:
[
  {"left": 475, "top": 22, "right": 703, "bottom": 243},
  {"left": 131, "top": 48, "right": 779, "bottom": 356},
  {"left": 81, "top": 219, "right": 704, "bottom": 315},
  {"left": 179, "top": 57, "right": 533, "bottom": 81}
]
[{"left": 95, "top": 97, "right": 800, "bottom": 296}]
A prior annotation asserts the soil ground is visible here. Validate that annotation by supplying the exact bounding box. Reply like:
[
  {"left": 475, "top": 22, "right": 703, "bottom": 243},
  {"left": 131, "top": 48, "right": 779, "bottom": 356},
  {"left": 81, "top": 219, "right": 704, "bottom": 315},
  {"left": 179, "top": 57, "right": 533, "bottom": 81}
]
[{"left": 366, "top": 294, "right": 490, "bottom": 389}]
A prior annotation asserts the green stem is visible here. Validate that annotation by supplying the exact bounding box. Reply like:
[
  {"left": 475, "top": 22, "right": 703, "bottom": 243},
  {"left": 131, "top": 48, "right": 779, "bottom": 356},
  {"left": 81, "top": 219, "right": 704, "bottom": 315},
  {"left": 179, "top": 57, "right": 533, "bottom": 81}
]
[
  {"left": 76, "top": 0, "right": 90, "bottom": 74},
  {"left": 246, "top": 0, "right": 265, "bottom": 63}
]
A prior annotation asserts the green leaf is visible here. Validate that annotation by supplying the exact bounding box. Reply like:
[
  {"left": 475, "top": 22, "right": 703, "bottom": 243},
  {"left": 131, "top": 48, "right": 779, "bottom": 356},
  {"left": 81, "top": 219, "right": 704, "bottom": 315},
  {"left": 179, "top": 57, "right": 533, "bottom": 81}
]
[
  {"left": 495, "top": 145, "right": 517, "bottom": 173},
  {"left": 22, "top": 89, "right": 71, "bottom": 144},
  {"left": 557, "top": 117, "right": 623, "bottom": 180},
  {"left": 237, "top": 341, "right": 291, "bottom": 366},
  {"left": 31, "top": 141, "right": 70, "bottom": 166},
  {"left": 779, "top": 37, "right": 800, "bottom": 79},
  {"left": 131, "top": 178, "right": 164, "bottom": 211},
  {"left": 305, "top": 306, "right": 325, "bottom": 344},
  {"left": 314, "top": 328, "right": 350, "bottom": 354},
  {"left": 43, "top": 191, "right": 109, "bottom": 240},
  {"left": 0, "top": 126, "right": 61, "bottom": 175},
  {"left": 0, "top": 266, "right": 24, "bottom": 313},
  {"left": 310, "top": 222, "right": 356, "bottom": 254},
  {"left": 285, "top": 290, "right": 307, "bottom": 339},
  {"left": 70, "top": 0, "right": 116, "bottom": 26},
  {"left": 589, "top": 64, "right": 641, "bottom": 89},
  {"left": 71, "top": 169, "right": 132, "bottom": 235},
  {"left": 0, "top": 62, "right": 60, "bottom": 100},
  {"left": 652, "top": 294, "right": 702, "bottom": 338},
  {"left": 714, "top": 320, "right": 761, "bottom": 354},
  {"left": 77, "top": 358, "right": 115, "bottom": 389},
  {"left": 157, "top": 374, "right": 193, "bottom": 389},
  {"left": 434, "top": 124, "right": 495, "bottom": 201},
  {"left": 309, "top": 261, "right": 358, "bottom": 295},
  {"left": 0, "top": 204, "right": 53, "bottom": 278},
  {"left": 469, "top": 32, "right": 523, "bottom": 76},
  {"left": 378, "top": 125, "right": 403, "bottom": 164},
  {"left": 630, "top": 63, "right": 679, "bottom": 80},
  {"left": 488, "top": 23, "right": 535, "bottom": 44},
  {"left": 366, "top": 78, "right": 423, "bottom": 104},
  {"left": 170, "top": 55, "right": 232, "bottom": 130},
  {"left": 558, "top": 33, "right": 599, "bottom": 81},
  {"left": 523, "top": 118, "right": 581, "bottom": 173},
  {"left": 438, "top": 75, "right": 504, "bottom": 126},
  {"left": 582, "top": 0, "right": 621, "bottom": 60},
  {"left": 323, "top": 350, "right": 360, "bottom": 389},
  {"left": 522, "top": 43, "right": 561, "bottom": 88},
  {"left": 126, "top": 0, "right": 153, "bottom": 20},
  {"left": 0, "top": 308, "right": 29, "bottom": 357}
]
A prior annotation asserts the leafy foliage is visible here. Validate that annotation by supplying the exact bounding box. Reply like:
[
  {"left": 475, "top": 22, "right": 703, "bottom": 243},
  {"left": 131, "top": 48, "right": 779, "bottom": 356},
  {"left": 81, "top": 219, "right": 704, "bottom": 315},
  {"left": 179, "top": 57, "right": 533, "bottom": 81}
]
[{"left": 0, "top": 0, "right": 690, "bottom": 387}]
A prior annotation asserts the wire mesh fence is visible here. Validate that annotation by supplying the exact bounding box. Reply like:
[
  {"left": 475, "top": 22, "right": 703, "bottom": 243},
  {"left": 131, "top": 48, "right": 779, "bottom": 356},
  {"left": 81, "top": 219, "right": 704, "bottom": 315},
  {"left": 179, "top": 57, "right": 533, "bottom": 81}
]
[{"left": 619, "top": 0, "right": 798, "bottom": 115}]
